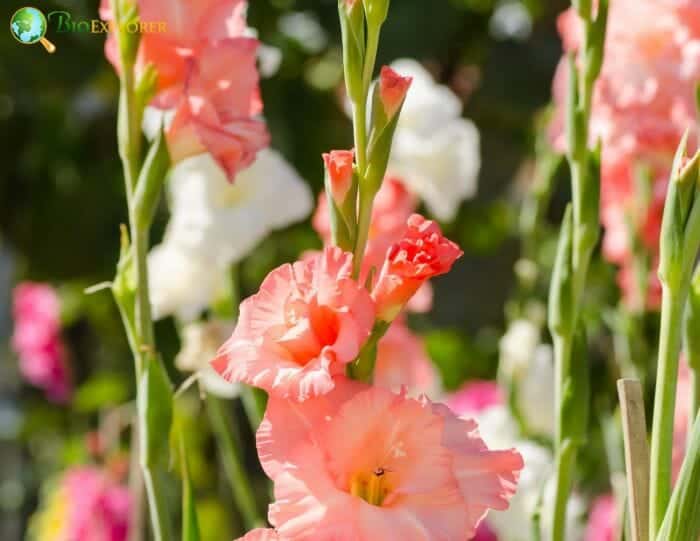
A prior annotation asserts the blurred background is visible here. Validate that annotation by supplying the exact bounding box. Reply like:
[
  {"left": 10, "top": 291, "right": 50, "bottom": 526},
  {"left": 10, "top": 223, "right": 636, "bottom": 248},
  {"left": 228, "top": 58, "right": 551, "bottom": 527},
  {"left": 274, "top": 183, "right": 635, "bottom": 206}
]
[{"left": 0, "top": 0, "right": 585, "bottom": 538}]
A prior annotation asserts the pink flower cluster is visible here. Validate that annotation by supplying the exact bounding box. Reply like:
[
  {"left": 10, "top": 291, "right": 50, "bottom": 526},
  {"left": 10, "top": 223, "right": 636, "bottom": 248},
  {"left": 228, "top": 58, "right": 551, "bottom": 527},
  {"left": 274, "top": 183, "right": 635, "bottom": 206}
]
[
  {"left": 101, "top": 0, "right": 269, "bottom": 180},
  {"left": 552, "top": 0, "right": 700, "bottom": 308},
  {"left": 12, "top": 282, "right": 71, "bottom": 402},
  {"left": 44, "top": 467, "right": 131, "bottom": 541},
  {"left": 214, "top": 205, "right": 522, "bottom": 539}
]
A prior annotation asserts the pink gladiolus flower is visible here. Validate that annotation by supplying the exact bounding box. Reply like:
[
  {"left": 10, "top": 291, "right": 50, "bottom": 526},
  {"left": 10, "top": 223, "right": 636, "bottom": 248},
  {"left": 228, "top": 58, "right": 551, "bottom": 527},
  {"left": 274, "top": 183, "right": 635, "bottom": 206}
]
[
  {"left": 445, "top": 380, "right": 504, "bottom": 417},
  {"left": 257, "top": 378, "right": 524, "bottom": 541},
  {"left": 372, "top": 214, "right": 463, "bottom": 322},
  {"left": 379, "top": 66, "right": 413, "bottom": 119},
  {"left": 323, "top": 150, "right": 355, "bottom": 204},
  {"left": 373, "top": 318, "right": 439, "bottom": 397},
  {"left": 211, "top": 247, "right": 375, "bottom": 401},
  {"left": 32, "top": 467, "right": 130, "bottom": 541},
  {"left": 584, "top": 495, "right": 617, "bottom": 541},
  {"left": 313, "top": 177, "right": 434, "bottom": 312},
  {"left": 101, "top": 0, "right": 269, "bottom": 180},
  {"left": 236, "top": 529, "right": 280, "bottom": 541},
  {"left": 551, "top": 0, "right": 700, "bottom": 309},
  {"left": 12, "top": 282, "right": 71, "bottom": 403}
]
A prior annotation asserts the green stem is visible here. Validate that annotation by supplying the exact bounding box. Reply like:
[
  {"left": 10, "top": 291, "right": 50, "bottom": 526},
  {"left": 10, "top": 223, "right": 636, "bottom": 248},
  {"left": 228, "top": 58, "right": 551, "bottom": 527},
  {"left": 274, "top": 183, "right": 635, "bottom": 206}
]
[
  {"left": 206, "top": 394, "right": 264, "bottom": 530},
  {"left": 649, "top": 286, "right": 686, "bottom": 538},
  {"left": 690, "top": 370, "right": 700, "bottom": 453},
  {"left": 361, "top": 26, "right": 380, "bottom": 98},
  {"left": 553, "top": 335, "right": 573, "bottom": 445},
  {"left": 142, "top": 469, "right": 173, "bottom": 541},
  {"left": 551, "top": 440, "right": 576, "bottom": 541},
  {"left": 353, "top": 188, "right": 375, "bottom": 277}
]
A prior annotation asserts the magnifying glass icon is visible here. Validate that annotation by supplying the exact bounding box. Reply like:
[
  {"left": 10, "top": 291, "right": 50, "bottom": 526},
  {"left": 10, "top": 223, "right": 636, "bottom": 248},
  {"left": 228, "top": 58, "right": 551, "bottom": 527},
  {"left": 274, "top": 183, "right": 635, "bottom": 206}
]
[{"left": 10, "top": 7, "right": 57, "bottom": 53}]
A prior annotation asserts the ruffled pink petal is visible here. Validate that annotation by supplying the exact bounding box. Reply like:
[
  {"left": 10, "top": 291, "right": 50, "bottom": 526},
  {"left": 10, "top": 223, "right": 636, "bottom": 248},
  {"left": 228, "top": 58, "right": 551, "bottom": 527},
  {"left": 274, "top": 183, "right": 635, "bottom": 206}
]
[{"left": 235, "top": 529, "right": 280, "bottom": 541}]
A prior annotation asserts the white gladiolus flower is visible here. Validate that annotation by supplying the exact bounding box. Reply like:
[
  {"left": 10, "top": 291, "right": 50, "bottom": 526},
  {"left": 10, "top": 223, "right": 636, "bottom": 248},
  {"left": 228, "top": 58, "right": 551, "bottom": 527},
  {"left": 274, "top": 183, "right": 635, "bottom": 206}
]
[
  {"left": 387, "top": 58, "right": 480, "bottom": 222},
  {"left": 176, "top": 321, "right": 239, "bottom": 398},
  {"left": 518, "top": 344, "right": 556, "bottom": 437},
  {"left": 148, "top": 242, "right": 225, "bottom": 322},
  {"left": 499, "top": 318, "right": 541, "bottom": 380},
  {"left": 466, "top": 403, "right": 584, "bottom": 541},
  {"left": 149, "top": 150, "right": 313, "bottom": 321}
]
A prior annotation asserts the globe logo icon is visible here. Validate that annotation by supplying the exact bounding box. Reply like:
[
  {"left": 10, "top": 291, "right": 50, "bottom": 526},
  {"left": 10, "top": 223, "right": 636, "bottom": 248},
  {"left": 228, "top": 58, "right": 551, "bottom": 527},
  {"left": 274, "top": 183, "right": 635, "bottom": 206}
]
[{"left": 10, "top": 7, "right": 56, "bottom": 53}]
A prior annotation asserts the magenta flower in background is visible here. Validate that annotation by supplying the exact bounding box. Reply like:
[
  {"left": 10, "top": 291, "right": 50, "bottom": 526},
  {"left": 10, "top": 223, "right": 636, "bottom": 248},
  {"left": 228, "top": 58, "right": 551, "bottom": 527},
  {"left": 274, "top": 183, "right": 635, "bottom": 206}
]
[
  {"left": 584, "top": 494, "right": 617, "bottom": 541},
  {"left": 31, "top": 466, "right": 131, "bottom": 541},
  {"left": 445, "top": 380, "right": 505, "bottom": 417},
  {"left": 11, "top": 282, "right": 71, "bottom": 403}
]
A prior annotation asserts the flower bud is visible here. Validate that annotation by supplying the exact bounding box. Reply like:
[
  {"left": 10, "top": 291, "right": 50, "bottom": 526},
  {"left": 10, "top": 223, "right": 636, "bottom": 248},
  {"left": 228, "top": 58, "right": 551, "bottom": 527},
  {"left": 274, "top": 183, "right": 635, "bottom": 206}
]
[
  {"left": 378, "top": 66, "right": 412, "bottom": 121},
  {"left": 548, "top": 205, "right": 574, "bottom": 338},
  {"left": 372, "top": 214, "right": 463, "bottom": 322},
  {"left": 323, "top": 150, "right": 354, "bottom": 205},
  {"left": 363, "top": 0, "right": 390, "bottom": 28},
  {"left": 338, "top": 0, "right": 365, "bottom": 104},
  {"left": 658, "top": 133, "right": 700, "bottom": 288}
]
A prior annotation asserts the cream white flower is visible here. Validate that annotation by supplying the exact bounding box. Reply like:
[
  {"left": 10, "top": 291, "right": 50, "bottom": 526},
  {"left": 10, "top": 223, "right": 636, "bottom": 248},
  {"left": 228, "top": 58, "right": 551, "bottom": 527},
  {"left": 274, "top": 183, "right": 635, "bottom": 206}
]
[
  {"left": 518, "top": 344, "right": 555, "bottom": 437},
  {"left": 499, "top": 318, "right": 541, "bottom": 380},
  {"left": 499, "top": 319, "right": 555, "bottom": 438},
  {"left": 387, "top": 58, "right": 481, "bottom": 222},
  {"left": 148, "top": 149, "right": 313, "bottom": 320},
  {"left": 466, "top": 402, "right": 584, "bottom": 541},
  {"left": 148, "top": 241, "right": 226, "bottom": 322},
  {"left": 176, "top": 320, "right": 239, "bottom": 398},
  {"left": 166, "top": 150, "right": 313, "bottom": 267}
]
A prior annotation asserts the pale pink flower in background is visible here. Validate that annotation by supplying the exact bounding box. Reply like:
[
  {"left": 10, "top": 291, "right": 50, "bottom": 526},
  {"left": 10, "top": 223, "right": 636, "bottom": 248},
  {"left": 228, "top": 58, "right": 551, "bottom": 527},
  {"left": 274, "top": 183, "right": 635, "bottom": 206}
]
[
  {"left": 211, "top": 247, "right": 375, "bottom": 401},
  {"left": 551, "top": 0, "right": 700, "bottom": 309},
  {"left": 372, "top": 214, "right": 463, "bottom": 322},
  {"left": 373, "top": 318, "right": 440, "bottom": 398},
  {"left": 12, "top": 283, "right": 71, "bottom": 403},
  {"left": 235, "top": 529, "right": 280, "bottom": 541},
  {"left": 257, "top": 378, "right": 523, "bottom": 541},
  {"left": 584, "top": 495, "right": 617, "bottom": 541},
  {"left": 101, "top": 0, "right": 269, "bottom": 179},
  {"left": 30, "top": 467, "right": 130, "bottom": 541}
]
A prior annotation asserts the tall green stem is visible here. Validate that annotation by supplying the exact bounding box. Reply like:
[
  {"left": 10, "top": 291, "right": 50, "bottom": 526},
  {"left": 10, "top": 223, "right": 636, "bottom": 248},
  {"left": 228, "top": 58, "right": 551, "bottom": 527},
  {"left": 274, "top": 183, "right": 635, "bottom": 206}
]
[
  {"left": 206, "top": 394, "right": 264, "bottom": 530},
  {"left": 649, "top": 287, "right": 686, "bottom": 537},
  {"left": 551, "top": 441, "right": 576, "bottom": 541}
]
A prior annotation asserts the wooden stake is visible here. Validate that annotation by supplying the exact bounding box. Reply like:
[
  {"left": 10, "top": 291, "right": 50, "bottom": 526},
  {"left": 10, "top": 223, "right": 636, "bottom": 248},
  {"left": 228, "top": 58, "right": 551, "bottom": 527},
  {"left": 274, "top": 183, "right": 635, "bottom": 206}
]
[{"left": 617, "top": 379, "right": 650, "bottom": 541}]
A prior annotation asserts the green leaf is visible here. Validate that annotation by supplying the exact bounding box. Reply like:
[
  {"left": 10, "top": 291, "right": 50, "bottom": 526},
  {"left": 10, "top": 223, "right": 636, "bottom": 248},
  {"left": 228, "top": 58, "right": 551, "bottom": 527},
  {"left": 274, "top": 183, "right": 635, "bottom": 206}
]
[
  {"left": 138, "top": 355, "right": 173, "bottom": 468},
  {"left": 657, "top": 412, "right": 700, "bottom": 541},
  {"left": 133, "top": 127, "right": 170, "bottom": 230}
]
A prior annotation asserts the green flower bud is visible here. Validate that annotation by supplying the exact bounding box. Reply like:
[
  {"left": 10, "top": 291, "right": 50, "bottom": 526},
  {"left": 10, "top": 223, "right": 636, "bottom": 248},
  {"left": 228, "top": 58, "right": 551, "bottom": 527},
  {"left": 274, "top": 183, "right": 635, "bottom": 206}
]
[
  {"left": 339, "top": 0, "right": 366, "bottom": 104},
  {"left": 362, "top": 0, "right": 390, "bottom": 29},
  {"left": 658, "top": 134, "right": 700, "bottom": 288},
  {"left": 134, "top": 126, "right": 170, "bottom": 230},
  {"left": 548, "top": 205, "right": 575, "bottom": 338},
  {"left": 685, "top": 270, "right": 700, "bottom": 372}
]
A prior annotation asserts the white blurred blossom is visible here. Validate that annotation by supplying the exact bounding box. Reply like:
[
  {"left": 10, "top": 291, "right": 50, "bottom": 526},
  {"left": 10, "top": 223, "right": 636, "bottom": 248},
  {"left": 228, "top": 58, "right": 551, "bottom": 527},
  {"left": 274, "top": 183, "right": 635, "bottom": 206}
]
[
  {"left": 149, "top": 150, "right": 313, "bottom": 321},
  {"left": 499, "top": 319, "right": 541, "bottom": 380},
  {"left": 278, "top": 12, "right": 327, "bottom": 54},
  {"left": 148, "top": 241, "right": 225, "bottom": 322},
  {"left": 490, "top": 1, "right": 533, "bottom": 42},
  {"left": 176, "top": 320, "right": 239, "bottom": 398},
  {"left": 519, "top": 344, "right": 555, "bottom": 437},
  {"left": 466, "top": 403, "right": 584, "bottom": 541},
  {"left": 499, "top": 319, "right": 555, "bottom": 438},
  {"left": 387, "top": 58, "right": 481, "bottom": 222}
]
